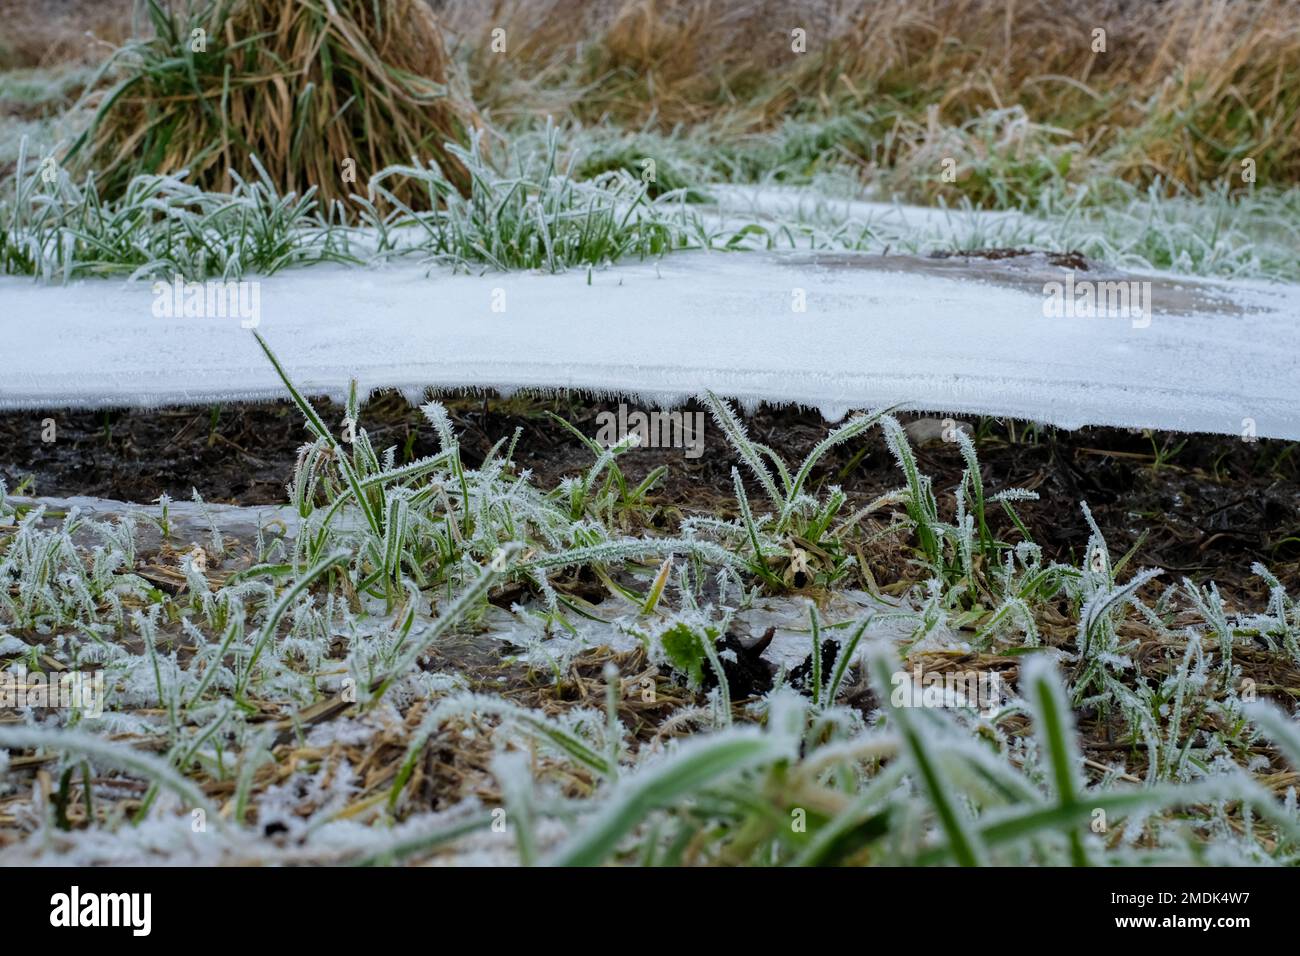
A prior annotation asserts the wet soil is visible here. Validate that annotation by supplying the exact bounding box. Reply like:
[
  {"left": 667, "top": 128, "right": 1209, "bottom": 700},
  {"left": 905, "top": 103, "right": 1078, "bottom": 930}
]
[{"left": 2, "top": 393, "right": 1297, "bottom": 601}]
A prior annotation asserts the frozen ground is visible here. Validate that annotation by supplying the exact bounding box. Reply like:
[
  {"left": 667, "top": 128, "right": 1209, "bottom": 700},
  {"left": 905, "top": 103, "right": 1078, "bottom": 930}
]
[{"left": 1, "top": 249, "right": 1298, "bottom": 438}]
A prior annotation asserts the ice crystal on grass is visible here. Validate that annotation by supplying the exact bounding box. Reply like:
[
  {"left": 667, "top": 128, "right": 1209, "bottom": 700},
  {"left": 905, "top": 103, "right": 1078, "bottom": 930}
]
[{"left": 3, "top": 337, "right": 1300, "bottom": 865}]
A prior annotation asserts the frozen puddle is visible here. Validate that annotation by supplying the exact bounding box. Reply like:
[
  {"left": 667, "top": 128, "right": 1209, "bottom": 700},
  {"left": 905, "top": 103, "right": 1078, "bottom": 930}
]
[{"left": 1, "top": 249, "right": 1297, "bottom": 438}]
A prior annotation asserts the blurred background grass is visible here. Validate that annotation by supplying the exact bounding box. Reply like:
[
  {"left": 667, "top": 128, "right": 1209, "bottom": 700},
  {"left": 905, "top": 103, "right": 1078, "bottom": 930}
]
[{"left": 2, "top": 0, "right": 1298, "bottom": 282}]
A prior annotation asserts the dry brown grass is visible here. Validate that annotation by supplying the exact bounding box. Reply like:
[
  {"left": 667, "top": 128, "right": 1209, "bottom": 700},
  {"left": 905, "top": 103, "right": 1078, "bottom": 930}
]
[
  {"left": 67, "top": 0, "right": 482, "bottom": 205},
  {"left": 441, "top": 0, "right": 1300, "bottom": 191},
  {"left": 18, "top": 1, "right": 1300, "bottom": 197}
]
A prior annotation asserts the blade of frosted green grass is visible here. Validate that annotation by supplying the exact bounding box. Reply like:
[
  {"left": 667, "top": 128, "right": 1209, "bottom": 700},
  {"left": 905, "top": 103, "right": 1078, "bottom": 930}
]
[
  {"left": 364, "top": 456, "right": 452, "bottom": 496},
  {"left": 1023, "top": 657, "right": 1088, "bottom": 866},
  {"left": 777, "top": 406, "right": 891, "bottom": 531},
  {"left": 809, "top": 605, "right": 823, "bottom": 707},
  {"left": 640, "top": 556, "right": 673, "bottom": 615},
  {"left": 233, "top": 726, "right": 277, "bottom": 826},
  {"left": 520, "top": 537, "right": 744, "bottom": 573},
  {"left": 251, "top": 330, "right": 381, "bottom": 537},
  {"left": 1162, "top": 636, "right": 1200, "bottom": 781},
  {"left": 604, "top": 662, "right": 623, "bottom": 779},
  {"left": 575, "top": 434, "right": 635, "bottom": 516},
  {"left": 825, "top": 612, "right": 871, "bottom": 703},
  {"left": 867, "top": 646, "right": 986, "bottom": 866},
  {"left": 494, "top": 752, "right": 539, "bottom": 866},
  {"left": 507, "top": 709, "right": 611, "bottom": 776},
  {"left": 381, "top": 493, "right": 410, "bottom": 582},
  {"left": 731, "top": 468, "right": 781, "bottom": 588},
  {"left": 238, "top": 548, "right": 350, "bottom": 700},
  {"left": 998, "top": 495, "right": 1035, "bottom": 543},
  {"left": 1078, "top": 566, "right": 1163, "bottom": 657},
  {"left": 954, "top": 430, "right": 991, "bottom": 548},
  {"left": 1247, "top": 702, "right": 1300, "bottom": 770},
  {"left": 705, "top": 391, "right": 783, "bottom": 508},
  {"left": 544, "top": 409, "right": 631, "bottom": 501},
  {"left": 134, "top": 703, "right": 233, "bottom": 823},
  {"left": 0, "top": 725, "right": 218, "bottom": 825},
  {"left": 792, "top": 762, "right": 907, "bottom": 866},
  {"left": 550, "top": 729, "right": 785, "bottom": 866},
  {"left": 353, "top": 810, "right": 497, "bottom": 866},
  {"left": 141, "top": 608, "right": 177, "bottom": 738},
  {"left": 543, "top": 409, "right": 606, "bottom": 457},
  {"left": 881, "top": 416, "right": 941, "bottom": 567},
  {"left": 974, "top": 775, "right": 1300, "bottom": 859},
  {"left": 698, "top": 628, "right": 732, "bottom": 726}
]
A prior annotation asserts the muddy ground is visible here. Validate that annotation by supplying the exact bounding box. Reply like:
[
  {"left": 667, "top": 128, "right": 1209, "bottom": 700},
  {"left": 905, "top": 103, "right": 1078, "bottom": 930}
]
[{"left": 2, "top": 394, "right": 1297, "bottom": 603}]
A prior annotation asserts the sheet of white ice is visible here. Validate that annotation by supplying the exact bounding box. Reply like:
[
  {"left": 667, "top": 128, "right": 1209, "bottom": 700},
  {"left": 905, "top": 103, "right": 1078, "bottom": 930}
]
[{"left": 1, "top": 250, "right": 1298, "bottom": 438}]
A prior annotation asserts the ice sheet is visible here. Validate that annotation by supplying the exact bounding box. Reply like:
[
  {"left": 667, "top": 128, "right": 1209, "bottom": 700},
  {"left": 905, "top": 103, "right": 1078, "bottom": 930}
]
[{"left": 1, "top": 250, "right": 1297, "bottom": 438}]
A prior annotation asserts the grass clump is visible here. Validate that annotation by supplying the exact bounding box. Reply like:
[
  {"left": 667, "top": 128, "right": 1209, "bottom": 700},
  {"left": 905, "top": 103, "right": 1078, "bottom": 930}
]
[
  {"left": 66, "top": 0, "right": 481, "bottom": 207},
  {"left": 363, "top": 123, "right": 699, "bottom": 272}
]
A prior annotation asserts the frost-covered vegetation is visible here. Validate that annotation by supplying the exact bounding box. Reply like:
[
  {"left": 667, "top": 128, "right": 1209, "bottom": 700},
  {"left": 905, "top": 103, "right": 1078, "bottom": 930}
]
[
  {"left": 3, "top": 0, "right": 1300, "bottom": 867},
  {"left": 0, "top": 130, "right": 704, "bottom": 280},
  {"left": 3, "top": 339, "right": 1300, "bottom": 865},
  {"left": 5, "top": 0, "right": 1300, "bottom": 283},
  {"left": 8, "top": 126, "right": 1300, "bottom": 283}
]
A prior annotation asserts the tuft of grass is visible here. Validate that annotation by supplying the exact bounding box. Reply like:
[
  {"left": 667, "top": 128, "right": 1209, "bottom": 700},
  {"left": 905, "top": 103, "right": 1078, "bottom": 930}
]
[
  {"left": 364, "top": 122, "right": 697, "bottom": 272},
  {"left": 65, "top": 0, "right": 480, "bottom": 207}
]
